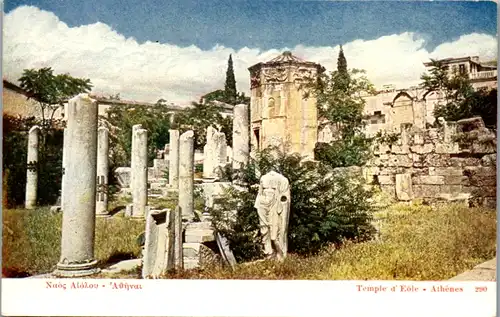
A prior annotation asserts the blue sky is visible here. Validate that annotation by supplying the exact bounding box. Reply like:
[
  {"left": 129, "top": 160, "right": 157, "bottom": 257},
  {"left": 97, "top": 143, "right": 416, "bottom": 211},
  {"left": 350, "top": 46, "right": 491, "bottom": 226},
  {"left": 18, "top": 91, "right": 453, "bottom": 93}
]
[
  {"left": 3, "top": 1, "right": 498, "bottom": 103},
  {"left": 5, "top": 0, "right": 496, "bottom": 50}
]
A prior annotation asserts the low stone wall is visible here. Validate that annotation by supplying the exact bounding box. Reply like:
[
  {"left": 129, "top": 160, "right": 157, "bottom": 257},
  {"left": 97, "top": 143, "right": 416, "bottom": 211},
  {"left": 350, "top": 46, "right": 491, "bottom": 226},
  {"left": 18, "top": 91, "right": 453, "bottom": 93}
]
[{"left": 364, "top": 117, "right": 497, "bottom": 208}]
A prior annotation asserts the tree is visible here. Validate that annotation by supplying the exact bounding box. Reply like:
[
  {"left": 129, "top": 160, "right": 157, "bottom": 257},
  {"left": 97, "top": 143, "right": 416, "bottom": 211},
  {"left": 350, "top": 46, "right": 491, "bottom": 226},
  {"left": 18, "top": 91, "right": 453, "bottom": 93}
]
[
  {"left": 337, "top": 45, "right": 348, "bottom": 76},
  {"left": 211, "top": 147, "right": 375, "bottom": 261},
  {"left": 104, "top": 102, "right": 173, "bottom": 167},
  {"left": 304, "top": 49, "right": 375, "bottom": 168},
  {"left": 421, "top": 59, "right": 497, "bottom": 128},
  {"left": 174, "top": 101, "right": 232, "bottom": 150},
  {"left": 19, "top": 67, "right": 92, "bottom": 128},
  {"left": 224, "top": 54, "right": 237, "bottom": 104}
]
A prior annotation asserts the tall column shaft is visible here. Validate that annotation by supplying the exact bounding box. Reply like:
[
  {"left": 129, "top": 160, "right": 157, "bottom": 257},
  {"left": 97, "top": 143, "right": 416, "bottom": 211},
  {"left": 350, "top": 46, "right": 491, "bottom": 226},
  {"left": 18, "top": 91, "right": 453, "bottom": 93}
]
[
  {"left": 132, "top": 128, "right": 148, "bottom": 219},
  {"left": 168, "top": 130, "right": 180, "bottom": 188},
  {"left": 96, "top": 127, "right": 109, "bottom": 216},
  {"left": 55, "top": 94, "right": 99, "bottom": 277},
  {"left": 25, "top": 125, "right": 40, "bottom": 209},
  {"left": 179, "top": 130, "right": 194, "bottom": 220}
]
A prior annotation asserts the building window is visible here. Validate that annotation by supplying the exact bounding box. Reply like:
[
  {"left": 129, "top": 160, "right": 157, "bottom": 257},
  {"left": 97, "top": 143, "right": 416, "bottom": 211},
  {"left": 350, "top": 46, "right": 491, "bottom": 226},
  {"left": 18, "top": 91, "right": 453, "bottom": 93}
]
[
  {"left": 459, "top": 64, "right": 466, "bottom": 74},
  {"left": 254, "top": 129, "right": 260, "bottom": 150},
  {"left": 370, "top": 119, "right": 378, "bottom": 124},
  {"left": 374, "top": 111, "right": 382, "bottom": 116}
]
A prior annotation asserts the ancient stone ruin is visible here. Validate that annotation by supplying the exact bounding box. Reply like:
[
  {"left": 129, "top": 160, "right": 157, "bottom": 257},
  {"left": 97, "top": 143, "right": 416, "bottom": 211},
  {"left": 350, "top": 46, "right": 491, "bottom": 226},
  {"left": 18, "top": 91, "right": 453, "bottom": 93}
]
[
  {"left": 25, "top": 125, "right": 40, "bottom": 210},
  {"left": 54, "top": 93, "right": 100, "bottom": 277},
  {"left": 364, "top": 117, "right": 496, "bottom": 208},
  {"left": 254, "top": 171, "right": 291, "bottom": 260}
]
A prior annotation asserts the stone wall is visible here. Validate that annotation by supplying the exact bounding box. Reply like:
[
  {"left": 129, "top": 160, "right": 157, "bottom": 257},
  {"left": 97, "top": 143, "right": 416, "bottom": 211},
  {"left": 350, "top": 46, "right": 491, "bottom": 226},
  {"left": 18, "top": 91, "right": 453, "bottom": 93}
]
[{"left": 364, "top": 117, "right": 496, "bottom": 208}]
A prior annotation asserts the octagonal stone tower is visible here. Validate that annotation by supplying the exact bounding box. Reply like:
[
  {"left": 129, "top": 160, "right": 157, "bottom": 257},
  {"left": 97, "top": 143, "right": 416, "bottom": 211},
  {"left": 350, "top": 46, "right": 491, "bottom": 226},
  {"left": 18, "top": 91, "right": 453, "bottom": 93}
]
[{"left": 248, "top": 51, "right": 323, "bottom": 159}]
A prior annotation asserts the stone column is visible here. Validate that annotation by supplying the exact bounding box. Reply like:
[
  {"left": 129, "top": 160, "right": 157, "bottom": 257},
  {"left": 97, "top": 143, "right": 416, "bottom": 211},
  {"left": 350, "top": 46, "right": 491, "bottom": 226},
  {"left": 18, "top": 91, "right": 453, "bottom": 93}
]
[
  {"left": 61, "top": 128, "right": 68, "bottom": 211},
  {"left": 179, "top": 130, "right": 195, "bottom": 220},
  {"left": 168, "top": 129, "right": 180, "bottom": 188},
  {"left": 132, "top": 128, "right": 148, "bottom": 219},
  {"left": 96, "top": 127, "right": 109, "bottom": 216},
  {"left": 232, "top": 104, "right": 250, "bottom": 170},
  {"left": 54, "top": 94, "right": 99, "bottom": 277},
  {"left": 203, "top": 126, "right": 217, "bottom": 178},
  {"left": 25, "top": 125, "right": 40, "bottom": 209},
  {"left": 130, "top": 124, "right": 143, "bottom": 191},
  {"left": 174, "top": 205, "right": 183, "bottom": 270}
]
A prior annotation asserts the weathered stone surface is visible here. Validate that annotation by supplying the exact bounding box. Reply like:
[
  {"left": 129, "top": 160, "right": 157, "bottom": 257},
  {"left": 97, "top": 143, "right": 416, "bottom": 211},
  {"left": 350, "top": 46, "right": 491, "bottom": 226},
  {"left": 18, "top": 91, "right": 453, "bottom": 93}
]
[
  {"left": 386, "top": 155, "right": 413, "bottom": 167},
  {"left": 152, "top": 159, "right": 168, "bottom": 179},
  {"left": 443, "top": 175, "right": 470, "bottom": 186},
  {"left": 429, "top": 167, "right": 463, "bottom": 176},
  {"left": 481, "top": 154, "right": 496, "bottom": 166},
  {"left": 468, "top": 175, "right": 496, "bottom": 187},
  {"left": 377, "top": 175, "right": 395, "bottom": 185},
  {"left": 412, "top": 185, "right": 441, "bottom": 198},
  {"left": 55, "top": 94, "right": 99, "bottom": 277},
  {"left": 254, "top": 171, "right": 291, "bottom": 260},
  {"left": 232, "top": 104, "right": 250, "bottom": 170},
  {"left": 422, "top": 154, "right": 451, "bottom": 167},
  {"left": 61, "top": 128, "right": 68, "bottom": 211},
  {"left": 25, "top": 125, "right": 40, "bottom": 209},
  {"left": 413, "top": 175, "right": 445, "bottom": 185},
  {"left": 203, "top": 126, "right": 217, "bottom": 178},
  {"left": 216, "top": 232, "right": 237, "bottom": 269},
  {"left": 132, "top": 129, "right": 148, "bottom": 219},
  {"left": 130, "top": 124, "right": 143, "bottom": 191},
  {"left": 114, "top": 167, "right": 131, "bottom": 188},
  {"left": 179, "top": 130, "right": 195, "bottom": 220},
  {"left": 142, "top": 208, "right": 175, "bottom": 278},
  {"left": 463, "top": 166, "right": 496, "bottom": 177},
  {"left": 391, "top": 145, "right": 410, "bottom": 154},
  {"left": 173, "top": 206, "right": 183, "bottom": 270},
  {"left": 380, "top": 185, "right": 396, "bottom": 197},
  {"left": 395, "top": 173, "right": 412, "bottom": 201},
  {"left": 410, "top": 143, "right": 434, "bottom": 154},
  {"left": 168, "top": 130, "right": 180, "bottom": 188},
  {"left": 96, "top": 127, "right": 109, "bottom": 216}
]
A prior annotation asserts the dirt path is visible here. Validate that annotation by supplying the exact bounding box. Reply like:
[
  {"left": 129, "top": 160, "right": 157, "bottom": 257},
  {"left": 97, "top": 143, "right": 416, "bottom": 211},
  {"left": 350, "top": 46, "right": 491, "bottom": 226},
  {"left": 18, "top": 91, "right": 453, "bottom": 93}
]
[{"left": 449, "top": 257, "right": 496, "bottom": 281}]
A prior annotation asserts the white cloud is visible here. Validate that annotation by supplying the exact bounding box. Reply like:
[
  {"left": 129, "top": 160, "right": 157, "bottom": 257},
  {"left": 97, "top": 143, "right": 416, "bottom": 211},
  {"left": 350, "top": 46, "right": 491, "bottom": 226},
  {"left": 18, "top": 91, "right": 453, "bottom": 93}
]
[{"left": 3, "top": 6, "right": 497, "bottom": 104}]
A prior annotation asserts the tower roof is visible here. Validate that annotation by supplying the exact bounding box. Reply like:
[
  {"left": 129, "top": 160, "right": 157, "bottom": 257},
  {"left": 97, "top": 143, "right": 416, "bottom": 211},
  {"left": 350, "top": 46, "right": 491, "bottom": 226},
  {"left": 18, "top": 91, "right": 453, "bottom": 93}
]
[
  {"left": 266, "top": 51, "right": 306, "bottom": 63},
  {"left": 248, "top": 51, "right": 323, "bottom": 72}
]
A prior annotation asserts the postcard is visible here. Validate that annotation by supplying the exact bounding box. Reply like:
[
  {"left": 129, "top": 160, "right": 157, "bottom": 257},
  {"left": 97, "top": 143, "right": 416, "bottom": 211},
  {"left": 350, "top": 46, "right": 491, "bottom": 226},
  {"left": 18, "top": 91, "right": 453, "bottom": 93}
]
[{"left": 2, "top": 0, "right": 497, "bottom": 316}]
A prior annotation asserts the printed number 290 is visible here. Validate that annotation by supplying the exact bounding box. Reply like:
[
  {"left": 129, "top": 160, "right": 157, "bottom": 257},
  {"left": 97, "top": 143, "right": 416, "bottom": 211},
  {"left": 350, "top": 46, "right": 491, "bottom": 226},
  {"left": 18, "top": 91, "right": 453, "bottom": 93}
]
[{"left": 475, "top": 286, "right": 487, "bottom": 292}]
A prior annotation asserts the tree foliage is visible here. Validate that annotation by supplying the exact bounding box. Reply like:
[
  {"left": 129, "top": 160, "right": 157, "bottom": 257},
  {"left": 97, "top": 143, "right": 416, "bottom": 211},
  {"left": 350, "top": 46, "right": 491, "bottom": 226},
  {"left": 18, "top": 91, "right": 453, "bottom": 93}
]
[
  {"left": 305, "top": 49, "right": 375, "bottom": 168},
  {"left": 104, "top": 101, "right": 173, "bottom": 167},
  {"left": 173, "top": 101, "right": 232, "bottom": 150},
  {"left": 224, "top": 54, "right": 238, "bottom": 104},
  {"left": 420, "top": 59, "right": 497, "bottom": 128},
  {"left": 210, "top": 147, "right": 376, "bottom": 262},
  {"left": 19, "top": 67, "right": 92, "bottom": 128}
]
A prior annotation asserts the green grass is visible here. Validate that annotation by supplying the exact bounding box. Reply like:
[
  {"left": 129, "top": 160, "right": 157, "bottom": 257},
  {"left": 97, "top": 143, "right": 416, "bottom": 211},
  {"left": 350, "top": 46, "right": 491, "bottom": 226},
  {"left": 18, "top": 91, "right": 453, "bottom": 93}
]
[
  {"left": 2, "top": 207, "right": 144, "bottom": 277},
  {"left": 165, "top": 203, "right": 497, "bottom": 280}
]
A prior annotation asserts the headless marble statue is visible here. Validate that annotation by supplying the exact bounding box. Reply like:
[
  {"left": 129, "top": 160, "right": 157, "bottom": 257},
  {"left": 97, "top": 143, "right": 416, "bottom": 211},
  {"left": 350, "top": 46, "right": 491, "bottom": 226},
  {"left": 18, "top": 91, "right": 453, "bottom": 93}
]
[{"left": 254, "top": 171, "right": 291, "bottom": 260}]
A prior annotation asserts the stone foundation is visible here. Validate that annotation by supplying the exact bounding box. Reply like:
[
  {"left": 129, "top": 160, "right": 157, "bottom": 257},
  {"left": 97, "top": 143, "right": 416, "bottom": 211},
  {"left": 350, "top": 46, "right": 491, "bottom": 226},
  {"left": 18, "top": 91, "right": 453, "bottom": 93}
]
[{"left": 364, "top": 118, "right": 496, "bottom": 207}]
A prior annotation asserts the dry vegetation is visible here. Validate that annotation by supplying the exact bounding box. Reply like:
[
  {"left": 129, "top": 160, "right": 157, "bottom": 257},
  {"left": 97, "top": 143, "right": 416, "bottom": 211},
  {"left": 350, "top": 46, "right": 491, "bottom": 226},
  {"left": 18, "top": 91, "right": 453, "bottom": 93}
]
[
  {"left": 165, "top": 202, "right": 497, "bottom": 280},
  {"left": 2, "top": 202, "right": 496, "bottom": 280}
]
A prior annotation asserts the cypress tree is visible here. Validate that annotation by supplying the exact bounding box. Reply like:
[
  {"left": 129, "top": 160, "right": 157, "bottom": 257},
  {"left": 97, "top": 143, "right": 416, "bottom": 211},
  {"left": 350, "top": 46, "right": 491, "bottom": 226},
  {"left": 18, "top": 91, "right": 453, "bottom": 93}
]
[
  {"left": 337, "top": 45, "right": 348, "bottom": 74},
  {"left": 224, "top": 54, "right": 237, "bottom": 104}
]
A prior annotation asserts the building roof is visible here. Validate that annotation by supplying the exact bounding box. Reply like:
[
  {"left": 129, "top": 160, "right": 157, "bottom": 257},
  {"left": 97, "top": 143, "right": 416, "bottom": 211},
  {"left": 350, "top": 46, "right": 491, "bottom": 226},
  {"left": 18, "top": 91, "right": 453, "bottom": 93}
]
[
  {"left": 423, "top": 56, "right": 497, "bottom": 70},
  {"left": 3, "top": 79, "right": 30, "bottom": 96},
  {"left": 248, "top": 51, "right": 323, "bottom": 72}
]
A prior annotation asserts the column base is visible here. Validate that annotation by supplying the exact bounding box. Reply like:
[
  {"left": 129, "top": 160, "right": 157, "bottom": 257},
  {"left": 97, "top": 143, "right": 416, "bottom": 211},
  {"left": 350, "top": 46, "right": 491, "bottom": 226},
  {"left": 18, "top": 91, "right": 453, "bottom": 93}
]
[
  {"left": 53, "top": 260, "right": 100, "bottom": 277},
  {"left": 130, "top": 215, "right": 146, "bottom": 221},
  {"left": 96, "top": 212, "right": 111, "bottom": 218}
]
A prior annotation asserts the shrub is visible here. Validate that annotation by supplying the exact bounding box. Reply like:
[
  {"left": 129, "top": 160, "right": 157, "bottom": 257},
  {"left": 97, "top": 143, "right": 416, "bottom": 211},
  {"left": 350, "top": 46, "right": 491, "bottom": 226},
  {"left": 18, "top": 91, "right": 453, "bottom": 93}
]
[
  {"left": 210, "top": 147, "right": 376, "bottom": 262},
  {"left": 3, "top": 115, "right": 63, "bottom": 207}
]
